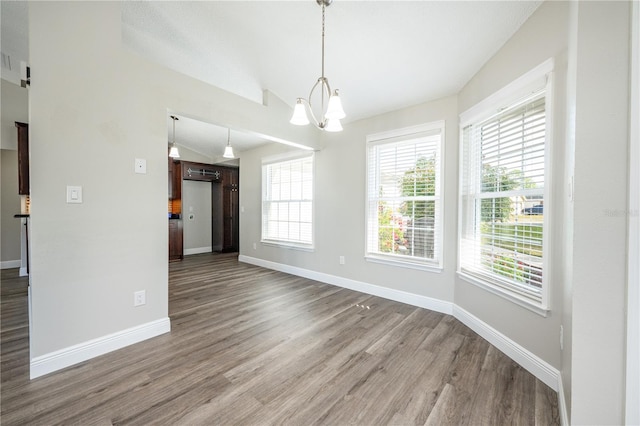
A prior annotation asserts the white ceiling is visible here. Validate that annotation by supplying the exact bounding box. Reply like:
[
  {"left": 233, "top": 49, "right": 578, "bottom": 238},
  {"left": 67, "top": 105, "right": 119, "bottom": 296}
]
[{"left": 2, "top": 1, "right": 542, "bottom": 158}]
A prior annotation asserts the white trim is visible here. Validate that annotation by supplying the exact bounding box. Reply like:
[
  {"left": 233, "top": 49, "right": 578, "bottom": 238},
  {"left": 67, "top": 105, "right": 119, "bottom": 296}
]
[
  {"left": 0, "top": 260, "right": 21, "bottom": 269},
  {"left": 366, "top": 121, "right": 445, "bottom": 144},
  {"left": 19, "top": 266, "right": 28, "bottom": 277},
  {"left": 261, "top": 150, "right": 314, "bottom": 166},
  {"left": 184, "top": 246, "right": 212, "bottom": 256},
  {"left": 238, "top": 255, "right": 453, "bottom": 315},
  {"left": 626, "top": 1, "right": 640, "bottom": 424},
  {"left": 30, "top": 317, "right": 171, "bottom": 379},
  {"left": 453, "top": 305, "right": 559, "bottom": 391},
  {"left": 457, "top": 272, "right": 549, "bottom": 317},
  {"left": 238, "top": 255, "right": 561, "bottom": 393},
  {"left": 458, "top": 63, "right": 553, "bottom": 313},
  {"left": 260, "top": 240, "right": 314, "bottom": 252},
  {"left": 460, "top": 58, "right": 554, "bottom": 125},
  {"left": 365, "top": 254, "right": 443, "bottom": 273},
  {"left": 365, "top": 121, "right": 445, "bottom": 269},
  {"left": 557, "top": 374, "right": 570, "bottom": 426}
]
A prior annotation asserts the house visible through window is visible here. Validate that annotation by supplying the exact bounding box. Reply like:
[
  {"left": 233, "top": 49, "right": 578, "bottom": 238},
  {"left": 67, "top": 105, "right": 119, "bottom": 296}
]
[
  {"left": 366, "top": 122, "right": 444, "bottom": 269},
  {"left": 459, "top": 69, "right": 550, "bottom": 309},
  {"left": 262, "top": 153, "right": 314, "bottom": 248}
]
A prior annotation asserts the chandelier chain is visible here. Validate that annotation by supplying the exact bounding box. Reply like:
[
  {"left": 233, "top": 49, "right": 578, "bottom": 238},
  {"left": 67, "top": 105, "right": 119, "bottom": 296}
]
[{"left": 321, "top": 3, "right": 325, "bottom": 79}]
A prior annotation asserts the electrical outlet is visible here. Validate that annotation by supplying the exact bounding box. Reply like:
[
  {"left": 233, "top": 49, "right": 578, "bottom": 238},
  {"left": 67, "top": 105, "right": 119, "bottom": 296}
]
[
  {"left": 339, "top": 256, "right": 345, "bottom": 265},
  {"left": 134, "top": 290, "right": 146, "bottom": 307},
  {"left": 253, "top": 242, "right": 257, "bottom": 250}
]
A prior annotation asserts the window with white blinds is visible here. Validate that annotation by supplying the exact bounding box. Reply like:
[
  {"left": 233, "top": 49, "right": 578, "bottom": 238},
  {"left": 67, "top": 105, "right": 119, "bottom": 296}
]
[
  {"left": 460, "top": 90, "right": 548, "bottom": 306},
  {"left": 366, "top": 123, "right": 443, "bottom": 268},
  {"left": 262, "top": 154, "right": 314, "bottom": 247}
]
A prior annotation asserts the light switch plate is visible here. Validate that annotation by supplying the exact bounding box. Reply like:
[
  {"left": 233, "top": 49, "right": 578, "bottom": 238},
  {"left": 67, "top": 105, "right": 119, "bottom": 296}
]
[
  {"left": 66, "top": 185, "right": 83, "bottom": 204},
  {"left": 135, "top": 158, "right": 147, "bottom": 174}
]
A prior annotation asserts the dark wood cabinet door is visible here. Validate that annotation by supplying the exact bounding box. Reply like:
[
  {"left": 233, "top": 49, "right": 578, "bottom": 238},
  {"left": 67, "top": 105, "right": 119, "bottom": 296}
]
[
  {"left": 169, "top": 219, "right": 183, "bottom": 261},
  {"left": 15, "top": 122, "right": 29, "bottom": 195},
  {"left": 222, "top": 168, "right": 239, "bottom": 252}
]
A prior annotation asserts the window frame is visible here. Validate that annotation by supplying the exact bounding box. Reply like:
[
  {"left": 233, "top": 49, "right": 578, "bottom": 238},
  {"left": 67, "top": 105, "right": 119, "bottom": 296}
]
[
  {"left": 365, "top": 121, "right": 445, "bottom": 271},
  {"left": 261, "top": 151, "right": 315, "bottom": 250},
  {"left": 458, "top": 59, "right": 554, "bottom": 315}
]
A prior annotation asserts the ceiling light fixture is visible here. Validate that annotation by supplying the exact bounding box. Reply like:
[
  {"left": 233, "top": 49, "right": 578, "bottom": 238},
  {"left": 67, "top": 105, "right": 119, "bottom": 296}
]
[
  {"left": 168, "top": 115, "right": 180, "bottom": 158},
  {"left": 290, "top": 0, "right": 345, "bottom": 132},
  {"left": 223, "top": 128, "right": 235, "bottom": 159}
]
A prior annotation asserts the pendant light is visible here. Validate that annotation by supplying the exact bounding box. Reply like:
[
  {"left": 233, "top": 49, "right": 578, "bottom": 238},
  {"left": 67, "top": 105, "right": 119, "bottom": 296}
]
[
  {"left": 168, "top": 116, "right": 180, "bottom": 158},
  {"left": 223, "top": 128, "right": 235, "bottom": 159},
  {"left": 290, "top": 0, "right": 345, "bottom": 131}
]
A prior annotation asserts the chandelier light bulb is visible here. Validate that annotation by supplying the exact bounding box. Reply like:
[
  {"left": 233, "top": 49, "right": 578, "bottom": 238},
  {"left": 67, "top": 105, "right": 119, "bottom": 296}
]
[
  {"left": 169, "top": 145, "right": 180, "bottom": 158},
  {"left": 325, "top": 90, "right": 345, "bottom": 120},
  {"left": 223, "top": 145, "right": 235, "bottom": 159},
  {"left": 324, "top": 118, "right": 343, "bottom": 132},
  {"left": 290, "top": 99, "right": 310, "bottom": 126}
]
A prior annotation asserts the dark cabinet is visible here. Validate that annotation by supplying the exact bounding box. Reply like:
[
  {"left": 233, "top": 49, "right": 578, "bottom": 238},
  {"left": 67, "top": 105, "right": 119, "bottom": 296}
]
[
  {"left": 223, "top": 168, "right": 239, "bottom": 252},
  {"left": 182, "top": 161, "right": 222, "bottom": 182},
  {"left": 168, "top": 158, "right": 181, "bottom": 201},
  {"left": 169, "top": 219, "right": 183, "bottom": 261},
  {"left": 15, "top": 122, "right": 29, "bottom": 195}
]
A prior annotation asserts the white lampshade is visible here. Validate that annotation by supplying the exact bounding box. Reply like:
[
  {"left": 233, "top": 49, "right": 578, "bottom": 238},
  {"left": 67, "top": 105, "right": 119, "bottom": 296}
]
[
  {"left": 324, "top": 118, "right": 343, "bottom": 132},
  {"left": 169, "top": 145, "right": 180, "bottom": 158},
  {"left": 290, "top": 99, "right": 310, "bottom": 126},
  {"left": 325, "top": 91, "right": 345, "bottom": 120},
  {"left": 223, "top": 145, "right": 235, "bottom": 159}
]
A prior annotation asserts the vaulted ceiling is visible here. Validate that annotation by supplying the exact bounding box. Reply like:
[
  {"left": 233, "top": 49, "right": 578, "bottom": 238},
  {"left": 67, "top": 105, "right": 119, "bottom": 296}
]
[{"left": 2, "top": 1, "right": 542, "bottom": 158}]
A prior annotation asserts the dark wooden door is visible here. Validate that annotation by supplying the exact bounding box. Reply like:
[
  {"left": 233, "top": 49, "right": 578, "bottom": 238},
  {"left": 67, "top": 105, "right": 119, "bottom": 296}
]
[
  {"left": 222, "top": 169, "right": 239, "bottom": 252},
  {"left": 15, "top": 122, "right": 29, "bottom": 195}
]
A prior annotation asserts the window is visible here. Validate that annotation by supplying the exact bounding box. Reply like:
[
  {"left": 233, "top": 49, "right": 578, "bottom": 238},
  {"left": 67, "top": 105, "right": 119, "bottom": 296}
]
[
  {"left": 262, "top": 153, "right": 314, "bottom": 248},
  {"left": 459, "top": 62, "right": 551, "bottom": 310},
  {"left": 366, "top": 122, "right": 444, "bottom": 269}
]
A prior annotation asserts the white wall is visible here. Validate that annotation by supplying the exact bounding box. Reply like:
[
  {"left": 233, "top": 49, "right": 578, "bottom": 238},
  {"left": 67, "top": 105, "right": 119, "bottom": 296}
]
[
  {"left": 626, "top": 3, "right": 640, "bottom": 423},
  {"left": 569, "top": 2, "right": 630, "bottom": 424},
  {"left": 1, "top": 149, "right": 21, "bottom": 264},
  {"left": 1, "top": 79, "right": 28, "bottom": 150},
  {"left": 28, "top": 1, "right": 317, "bottom": 367}
]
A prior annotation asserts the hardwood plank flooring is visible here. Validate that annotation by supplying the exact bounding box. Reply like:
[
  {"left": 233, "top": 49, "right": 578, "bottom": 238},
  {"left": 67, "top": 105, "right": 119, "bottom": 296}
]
[{"left": 1, "top": 253, "right": 560, "bottom": 425}]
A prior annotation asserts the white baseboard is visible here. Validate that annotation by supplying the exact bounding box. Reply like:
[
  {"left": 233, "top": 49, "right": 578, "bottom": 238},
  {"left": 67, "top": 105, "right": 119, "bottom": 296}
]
[
  {"left": 453, "top": 305, "right": 559, "bottom": 391},
  {"left": 239, "top": 255, "right": 561, "bottom": 396},
  {"left": 1, "top": 260, "right": 21, "bottom": 269},
  {"left": 238, "top": 255, "right": 453, "bottom": 315},
  {"left": 557, "top": 373, "right": 570, "bottom": 426},
  {"left": 184, "top": 246, "right": 212, "bottom": 256},
  {"left": 30, "top": 317, "right": 171, "bottom": 379}
]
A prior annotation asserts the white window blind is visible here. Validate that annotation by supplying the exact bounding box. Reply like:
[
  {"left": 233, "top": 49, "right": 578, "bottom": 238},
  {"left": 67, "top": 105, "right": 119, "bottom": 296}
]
[
  {"left": 460, "top": 91, "right": 547, "bottom": 304},
  {"left": 366, "top": 125, "right": 443, "bottom": 268},
  {"left": 262, "top": 154, "right": 314, "bottom": 247}
]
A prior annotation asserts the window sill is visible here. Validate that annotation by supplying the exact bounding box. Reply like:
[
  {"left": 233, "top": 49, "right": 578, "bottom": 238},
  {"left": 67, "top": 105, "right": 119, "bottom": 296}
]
[
  {"left": 457, "top": 271, "right": 549, "bottom": 317},
  {"left": 260, "top": 240, "right": 314, "bottom": 252},
  {"left": 365, "top": 255, "right": 442, "bottom": 273}
]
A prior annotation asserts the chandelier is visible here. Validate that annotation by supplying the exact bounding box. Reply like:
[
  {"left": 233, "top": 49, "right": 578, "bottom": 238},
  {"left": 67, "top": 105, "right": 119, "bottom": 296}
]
[
  {"left": 223, "top": 128, "right": 235, "bottom": 159},
  {"left": 290, "top": 0, "right": 345, "bottom": 132},
  {"left": 168, "top": 115, "right": 180, "bottom": 158}
]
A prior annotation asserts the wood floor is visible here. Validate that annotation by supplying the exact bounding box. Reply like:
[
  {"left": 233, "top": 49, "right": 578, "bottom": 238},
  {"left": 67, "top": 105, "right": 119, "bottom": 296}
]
[{"left": 1, "top": 253, "right": 559, "bottom": 425}]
